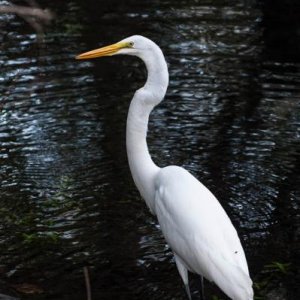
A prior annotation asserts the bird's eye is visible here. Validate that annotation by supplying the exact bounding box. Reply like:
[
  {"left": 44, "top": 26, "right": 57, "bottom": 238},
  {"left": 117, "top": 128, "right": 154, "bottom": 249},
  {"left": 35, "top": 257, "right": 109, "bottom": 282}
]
[{"left": 128, "top": 42, "right": 134, "bottom": 47}]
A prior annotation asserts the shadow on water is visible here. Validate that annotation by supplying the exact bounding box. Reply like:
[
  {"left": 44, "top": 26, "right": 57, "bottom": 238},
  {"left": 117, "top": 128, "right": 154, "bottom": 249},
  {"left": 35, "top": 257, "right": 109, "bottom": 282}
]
[{"left": 0, "top": 0, "right": 299, "bottom": 299}]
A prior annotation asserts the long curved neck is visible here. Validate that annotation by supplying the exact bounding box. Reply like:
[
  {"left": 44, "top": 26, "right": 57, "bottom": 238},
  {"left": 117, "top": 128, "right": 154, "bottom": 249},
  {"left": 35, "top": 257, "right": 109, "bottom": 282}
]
[{"left": 126, "top": 44, "right": 169, "bottom": 214}]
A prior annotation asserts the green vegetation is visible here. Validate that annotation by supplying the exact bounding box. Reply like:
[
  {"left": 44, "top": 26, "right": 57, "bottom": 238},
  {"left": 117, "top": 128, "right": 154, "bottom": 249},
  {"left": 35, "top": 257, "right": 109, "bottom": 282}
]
[
  {"left": 254, "top": 261, "right": 290, "bottom": 299},
  {"left": 211, "top": 295, "right": 224, "bottom": 300}
]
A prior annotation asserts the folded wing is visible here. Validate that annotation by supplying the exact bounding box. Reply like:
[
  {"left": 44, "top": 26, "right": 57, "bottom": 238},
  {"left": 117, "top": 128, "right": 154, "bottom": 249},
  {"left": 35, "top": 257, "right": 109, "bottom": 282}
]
[{"left": 154, "top": 166, "right": 253, "bottom": 300}]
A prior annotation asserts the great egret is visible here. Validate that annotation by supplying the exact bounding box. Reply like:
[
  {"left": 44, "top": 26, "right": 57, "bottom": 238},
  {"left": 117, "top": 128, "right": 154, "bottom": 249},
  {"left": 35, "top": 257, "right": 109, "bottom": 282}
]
[{"left": 76, "top": 35, "right": 254, "bottom": 300}]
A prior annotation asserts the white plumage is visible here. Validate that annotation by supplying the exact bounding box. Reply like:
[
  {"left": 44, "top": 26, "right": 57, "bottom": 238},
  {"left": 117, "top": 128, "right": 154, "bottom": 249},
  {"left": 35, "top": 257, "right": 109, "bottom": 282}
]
[
  {"left": 155, "top": 166, "right": 252, "bottom": 300},
  {"left": 77, "top": 35, "right": 254, "bottom": 300}
]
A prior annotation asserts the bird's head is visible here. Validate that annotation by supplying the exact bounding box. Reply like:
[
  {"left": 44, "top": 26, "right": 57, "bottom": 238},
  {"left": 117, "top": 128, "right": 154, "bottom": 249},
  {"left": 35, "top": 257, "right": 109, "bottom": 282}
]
[
  {"left": 76, "top": 35, "right": 153, "bottom": 60},
  {"left": 76, "top": 35, "right": 169, "bottom": 100}
]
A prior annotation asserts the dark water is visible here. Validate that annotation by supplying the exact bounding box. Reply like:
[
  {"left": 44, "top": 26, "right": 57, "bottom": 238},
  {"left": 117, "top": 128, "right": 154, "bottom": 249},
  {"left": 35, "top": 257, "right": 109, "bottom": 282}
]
[{"left": 0, "top": 0, "right": 299, "bottom": 299}]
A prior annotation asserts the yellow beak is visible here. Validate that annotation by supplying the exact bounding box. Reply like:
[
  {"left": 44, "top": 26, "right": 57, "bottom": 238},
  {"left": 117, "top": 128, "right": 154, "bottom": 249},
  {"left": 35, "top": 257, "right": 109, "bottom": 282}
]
[{"left": 76, "top": 42, "right": 129, "bottom": 60}]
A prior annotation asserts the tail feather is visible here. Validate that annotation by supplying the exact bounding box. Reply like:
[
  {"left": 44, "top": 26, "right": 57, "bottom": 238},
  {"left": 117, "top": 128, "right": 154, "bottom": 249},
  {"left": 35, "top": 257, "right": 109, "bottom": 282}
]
[{"left": 207, "top": 251, "right": 253, "bottom": 300}]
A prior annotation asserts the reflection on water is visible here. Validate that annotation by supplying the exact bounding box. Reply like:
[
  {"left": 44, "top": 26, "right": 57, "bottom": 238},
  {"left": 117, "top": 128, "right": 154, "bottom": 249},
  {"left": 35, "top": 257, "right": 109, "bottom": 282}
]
[{"left": 0, "top": 0, "right": 299, "bottom": 299}]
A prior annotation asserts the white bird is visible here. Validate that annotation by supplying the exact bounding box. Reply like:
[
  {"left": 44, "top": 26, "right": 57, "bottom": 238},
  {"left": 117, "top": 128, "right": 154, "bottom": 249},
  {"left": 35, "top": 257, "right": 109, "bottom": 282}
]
[{"left": 76, "top": 35, "right": 254, "bottom": 300}]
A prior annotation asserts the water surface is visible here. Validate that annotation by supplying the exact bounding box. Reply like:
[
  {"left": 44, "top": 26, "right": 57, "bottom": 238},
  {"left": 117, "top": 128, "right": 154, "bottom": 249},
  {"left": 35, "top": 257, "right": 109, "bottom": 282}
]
[{"left": 0, "top": 0, "right": 299, "bottom": 299}]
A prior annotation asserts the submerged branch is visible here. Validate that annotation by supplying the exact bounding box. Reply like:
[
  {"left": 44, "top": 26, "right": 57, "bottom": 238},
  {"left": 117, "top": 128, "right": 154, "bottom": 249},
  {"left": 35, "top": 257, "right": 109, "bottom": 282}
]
[
  {"left": 83, "top": 266, "right": 92, "bottom": 300},
  {"left": 0, "top": 3, "right": 54, "bottom": 42},
  {"left": 0, "top": 5, "right": 53, "bottom": 23}
]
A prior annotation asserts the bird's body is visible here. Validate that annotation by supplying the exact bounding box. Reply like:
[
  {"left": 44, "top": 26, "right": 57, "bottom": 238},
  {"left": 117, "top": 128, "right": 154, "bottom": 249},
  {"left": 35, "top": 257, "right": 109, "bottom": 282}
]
[
  {"left": 155, "top": 166, "right": 252, "bottom": 300},
  {"left": 77, "top": 35, "right": 253, "bottom": 300}
]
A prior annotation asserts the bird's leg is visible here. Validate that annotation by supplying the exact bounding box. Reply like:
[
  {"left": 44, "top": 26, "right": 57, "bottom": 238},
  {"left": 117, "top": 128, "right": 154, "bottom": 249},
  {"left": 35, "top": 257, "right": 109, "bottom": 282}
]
[
  {"left": 199, "top": 276, "right": 205, "bottom": 300},
  {"left": 174, "top": 254, "right": 192, "bottom": 300},
  {"left": 184, "top": 282, "right": 192, "bottom": 300}
]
